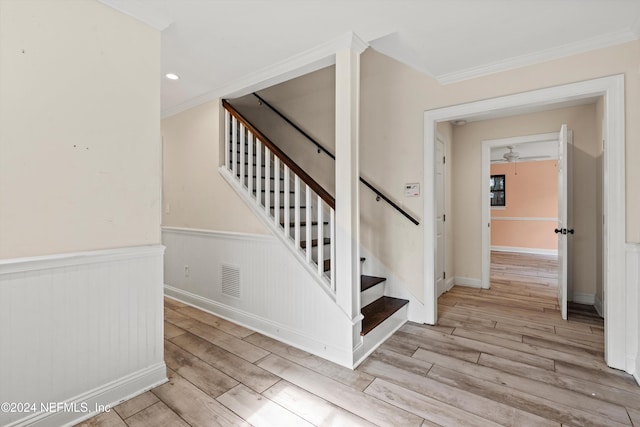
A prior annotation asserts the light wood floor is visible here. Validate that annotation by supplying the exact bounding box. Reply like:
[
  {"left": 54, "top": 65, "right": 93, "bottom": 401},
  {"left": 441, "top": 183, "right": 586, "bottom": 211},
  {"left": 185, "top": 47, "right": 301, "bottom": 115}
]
[{"left": 78, "top": 253, "right": 639, "bottom": 427}]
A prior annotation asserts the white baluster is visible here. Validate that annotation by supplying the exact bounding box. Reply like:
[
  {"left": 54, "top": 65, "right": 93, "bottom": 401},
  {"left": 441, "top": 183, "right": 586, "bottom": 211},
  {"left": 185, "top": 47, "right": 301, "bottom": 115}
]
[
  {"left": 317, "top": 195, "right": 324, "bottom": 276},
  {"left": 330, "top": 207, "right": 336, "bottom": 291},
  {"left": 264, "top": 149, "right": 271, "bottom": 215},
  {"left": 274, "top": 157, "right": 280, "bottom": 227},
  {"left": 294, "top": 176, "right": 300, "bottom": 248},
  {"left": 283, "top": 165, "right": 290, "bottom": 238},
  {"left": 239, "top": 124, "right": 245, "bottom": 187},
  {"left": 305, "top": 185, "right": 312, "bottom": 263},
  {"left": 247, "top": 133, "right": 253, "bottom": 195},
  {"left": 255, "top": 139, "right": 262, "bottom": 204},
  {"left": 231, "top": 117, "right": 238, "bottom": 178},
  {"left": 224, "top": 111, "right": 230, "bottom": 170}
]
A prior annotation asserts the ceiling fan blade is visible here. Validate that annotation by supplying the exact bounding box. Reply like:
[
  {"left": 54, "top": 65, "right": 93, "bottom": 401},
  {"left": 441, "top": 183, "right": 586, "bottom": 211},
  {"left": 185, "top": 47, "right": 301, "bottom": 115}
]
[
  {"left": 491, "top": 159, "right": 508, "bottom": 163},
  {"left": 518, "top": 155, "right": 552, "bottom": 161}
]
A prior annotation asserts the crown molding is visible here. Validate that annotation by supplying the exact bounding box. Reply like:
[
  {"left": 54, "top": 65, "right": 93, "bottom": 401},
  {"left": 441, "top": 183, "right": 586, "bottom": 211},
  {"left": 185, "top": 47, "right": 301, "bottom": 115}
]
[
  {"left": 162, "top": 31, "right": 369, "bottom": 119},
  {"left": 98, "top": 0, "right": 173, "bottom": 31},
  {"left": 437, "top": 28, "right": 639, "bottom": 85}
]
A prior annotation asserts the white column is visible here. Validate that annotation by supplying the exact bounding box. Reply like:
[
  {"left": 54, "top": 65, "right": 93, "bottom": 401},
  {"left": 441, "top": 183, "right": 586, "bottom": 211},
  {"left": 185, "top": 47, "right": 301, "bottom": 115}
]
[{"left": 334, "top": 39, "right": 365, "bottom": 321}]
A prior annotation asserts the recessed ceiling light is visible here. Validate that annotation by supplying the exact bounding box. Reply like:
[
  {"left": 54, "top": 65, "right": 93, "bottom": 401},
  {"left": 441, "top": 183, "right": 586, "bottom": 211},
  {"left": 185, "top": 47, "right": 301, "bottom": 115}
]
[
  {"left": 452, "top": 119, "right": 467, "bottom": 126},
  {"left": 165, "top": 73, "right": 179, "bottom": 80}
]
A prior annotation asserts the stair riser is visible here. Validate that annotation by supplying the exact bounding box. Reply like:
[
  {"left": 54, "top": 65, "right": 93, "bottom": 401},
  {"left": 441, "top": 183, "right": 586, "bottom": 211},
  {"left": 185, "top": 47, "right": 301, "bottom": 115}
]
[{"left": 361, "top": 284, "right": 385, "bottom": 308}]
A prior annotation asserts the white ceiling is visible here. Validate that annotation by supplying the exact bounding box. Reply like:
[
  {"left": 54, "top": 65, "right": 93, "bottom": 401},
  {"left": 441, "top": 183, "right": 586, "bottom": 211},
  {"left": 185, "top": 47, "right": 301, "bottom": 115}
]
[{"left": 100, "top": 0, "right": 640, "bottom": 117}]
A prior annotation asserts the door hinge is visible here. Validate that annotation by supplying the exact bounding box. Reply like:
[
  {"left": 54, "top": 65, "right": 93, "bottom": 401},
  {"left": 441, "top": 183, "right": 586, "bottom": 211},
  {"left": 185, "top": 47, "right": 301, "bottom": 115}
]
[
  {"left": 443, "top": 156, "right": 446, "bottom": 164},
  {"left": 443, "top": 214, "right": 446, "bottom": 222},
  {"left": 443, "top": 271, "right": 446, "bottom": 279}
]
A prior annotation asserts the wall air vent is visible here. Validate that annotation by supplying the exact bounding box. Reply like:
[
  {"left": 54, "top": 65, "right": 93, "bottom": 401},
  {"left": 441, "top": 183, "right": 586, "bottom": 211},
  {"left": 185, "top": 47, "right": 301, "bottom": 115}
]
[{"left": 221, "top": 264, "right": 241, "bottom": 298}]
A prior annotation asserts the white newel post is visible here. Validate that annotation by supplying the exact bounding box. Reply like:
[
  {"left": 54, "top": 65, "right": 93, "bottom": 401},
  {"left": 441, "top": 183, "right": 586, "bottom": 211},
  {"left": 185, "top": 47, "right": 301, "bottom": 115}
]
[{"left": 334, "top": 36, "right": 367, "bottom": 329}]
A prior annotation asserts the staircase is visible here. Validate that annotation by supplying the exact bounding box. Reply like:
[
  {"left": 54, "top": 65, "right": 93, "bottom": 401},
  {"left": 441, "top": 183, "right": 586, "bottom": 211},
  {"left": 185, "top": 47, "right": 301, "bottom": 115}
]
[{"left": 221, "top": 100, "right": 408, "bottom": 359}]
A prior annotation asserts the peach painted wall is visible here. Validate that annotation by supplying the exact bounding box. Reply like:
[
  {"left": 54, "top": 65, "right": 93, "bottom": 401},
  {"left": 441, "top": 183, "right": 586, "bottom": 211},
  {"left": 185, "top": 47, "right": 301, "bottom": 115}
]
[{"left": 490, "top": 160, "right": 558, "bottom": 250}]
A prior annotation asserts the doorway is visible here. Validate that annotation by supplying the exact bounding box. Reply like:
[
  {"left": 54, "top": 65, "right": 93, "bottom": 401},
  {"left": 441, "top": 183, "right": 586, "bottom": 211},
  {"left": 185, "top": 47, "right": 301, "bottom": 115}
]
[{"left": 423, "top": 75, "right": 628, "bottom": 372}]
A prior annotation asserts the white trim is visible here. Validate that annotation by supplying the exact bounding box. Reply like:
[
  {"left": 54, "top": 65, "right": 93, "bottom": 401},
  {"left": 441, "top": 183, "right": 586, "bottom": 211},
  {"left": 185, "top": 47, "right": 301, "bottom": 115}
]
[
  {"left": 164, "top": 285, "right": 352, "bottom": 368},
  {"left": 162, "top": 226, "right": 274, "bottom": 242},
  {"left": 437, "top": 29, "right": 639, "bottom": 84},
  {"left": 491, "top": 246, "right": 558, "bottom": 256},
  {"left": 424, "top": 75, "right": 627, "bottom": 372},
  {"left": 454, "top": 277, "right": 483, "bottom": 289},
  {"left": 0, "top": 245, "right": 164, "bottom": 275},
  {"left": 491, "top": 217, "right": 558, "bottom": 222},
  {"left": 13, "top": 364, "right": 167, "bottom": 427},
  {"left": 572, "top": 292, "right": 595, "bottom": 305},
  {"left": 162, "top": 31, "right": 369, "bottom": 118},
  {"left": 445, "top": 277, "right": 455, "bottom": 293},
  {"left": 594, "top": 294, "right": 604, "bottom": 318},
  {"left": 98, "top": 0, "right": 174, "bottom": 30}
]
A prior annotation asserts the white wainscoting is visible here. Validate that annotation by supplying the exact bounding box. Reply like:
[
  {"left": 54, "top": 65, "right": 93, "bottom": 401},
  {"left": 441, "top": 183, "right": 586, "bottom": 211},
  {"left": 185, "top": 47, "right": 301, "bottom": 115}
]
[
  {"left": 162, "top": 227, "right": 354, "bottom": 367},
  {"left": 626, "top": 243, "right": 640, "bottom": 383},
  {"left": 0, "top": 245, "right": 166, "bottom": 427}
]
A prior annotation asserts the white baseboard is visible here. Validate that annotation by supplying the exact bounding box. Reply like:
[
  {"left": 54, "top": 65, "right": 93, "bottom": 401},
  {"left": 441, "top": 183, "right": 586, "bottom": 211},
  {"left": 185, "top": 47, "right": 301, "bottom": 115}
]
[
  {"left": 445, "top": 277, "right": 455, "bottom": 292},
  {"left": 572, "top": 292, "right": 596, "bottom": 305},
  {"left": 164, "top": 285, "right": 353, "bottom": 368},
  {"left": 16, "top": 364, "right": 167, "bottom": 427},
  {"left": 594, "top": 294, "right": 604, "bottom": 318},
  {"left": 491, "top": 245, "right": 558, "bottom": 256},
  {"left": 454, "top": 277, "right": 482, "bottom": 289}
]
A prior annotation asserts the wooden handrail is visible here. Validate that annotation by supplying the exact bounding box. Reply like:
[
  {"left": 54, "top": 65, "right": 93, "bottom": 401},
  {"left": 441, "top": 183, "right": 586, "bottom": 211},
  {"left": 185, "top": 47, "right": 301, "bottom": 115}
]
[
  {"left": 250, "top": 92, "right": 420, "bottom": 226},
  {"left": 222, "top": 100, "right": 335, "bottom": 209}
]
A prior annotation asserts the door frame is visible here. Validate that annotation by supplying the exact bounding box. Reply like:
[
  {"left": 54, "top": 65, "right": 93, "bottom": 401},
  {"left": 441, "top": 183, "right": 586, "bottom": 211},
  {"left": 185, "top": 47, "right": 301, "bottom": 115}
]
[
  {"left": 480, "top": 132, "right": 560, "bottom": 290},
  {"left": 423, "top": 74, "right": 627, "bottom": 372}
]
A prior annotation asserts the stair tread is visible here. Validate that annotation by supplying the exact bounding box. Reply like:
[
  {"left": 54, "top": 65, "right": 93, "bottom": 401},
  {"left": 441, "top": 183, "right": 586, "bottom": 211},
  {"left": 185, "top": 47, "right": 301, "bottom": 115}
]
[
  {"left": 361, "top": 296, "right": 409, "bottom": 336},
  {"left": 361, "top": 275, "right": 386, "bottom": 292},
  {"left": 300, "top": 238, "right": 330, "bottom": 249}
]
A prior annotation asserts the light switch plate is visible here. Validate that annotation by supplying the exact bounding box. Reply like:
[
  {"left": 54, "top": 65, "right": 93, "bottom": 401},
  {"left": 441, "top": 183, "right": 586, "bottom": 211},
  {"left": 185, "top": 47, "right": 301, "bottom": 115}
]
[{"left": 404, "top": 183, "right": 420, "bottom": 197}]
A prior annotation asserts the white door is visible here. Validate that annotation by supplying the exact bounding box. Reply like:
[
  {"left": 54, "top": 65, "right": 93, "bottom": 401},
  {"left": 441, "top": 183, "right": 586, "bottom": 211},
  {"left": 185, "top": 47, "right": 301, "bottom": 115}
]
[
  {"left": 435, "top": 137, "right": 446, "bottom": 296},
  {"left": 556, "top": 124, "right": 572, "bottom": 320}
]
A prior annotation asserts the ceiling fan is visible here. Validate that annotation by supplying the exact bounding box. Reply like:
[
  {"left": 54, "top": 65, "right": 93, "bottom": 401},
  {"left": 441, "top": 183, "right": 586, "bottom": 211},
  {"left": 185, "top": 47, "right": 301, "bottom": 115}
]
[{"left": 491, "top": 146, "right": 551, "bottom": 163}]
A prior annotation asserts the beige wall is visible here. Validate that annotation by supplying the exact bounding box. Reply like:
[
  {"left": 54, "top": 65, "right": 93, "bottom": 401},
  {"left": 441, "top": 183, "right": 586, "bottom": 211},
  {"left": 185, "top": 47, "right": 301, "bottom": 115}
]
[
  {"left": 451, "top": 104, "right": 599, "bottom": 295},
  {"left": 162, "top": 100, "right": 268, "bottom": 233},
  {"left": 0, "top": 0, "right": 161, "bottom": 259}
]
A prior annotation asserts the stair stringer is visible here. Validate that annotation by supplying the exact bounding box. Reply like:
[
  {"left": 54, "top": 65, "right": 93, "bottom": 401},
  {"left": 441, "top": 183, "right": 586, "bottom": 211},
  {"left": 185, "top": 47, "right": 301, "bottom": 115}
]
[{"left": 219, "top": 166, "right": 363, "bottom": 367}]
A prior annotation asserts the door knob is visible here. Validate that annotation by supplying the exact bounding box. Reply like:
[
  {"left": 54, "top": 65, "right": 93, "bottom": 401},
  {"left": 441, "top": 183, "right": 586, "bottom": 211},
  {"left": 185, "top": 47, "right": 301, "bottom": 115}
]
[
  {"left": 567, "top": 229, "right": 575, "bottom": 234},
  {"left": 554, "top": 228, "right": 562, "bottom": 234}
]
